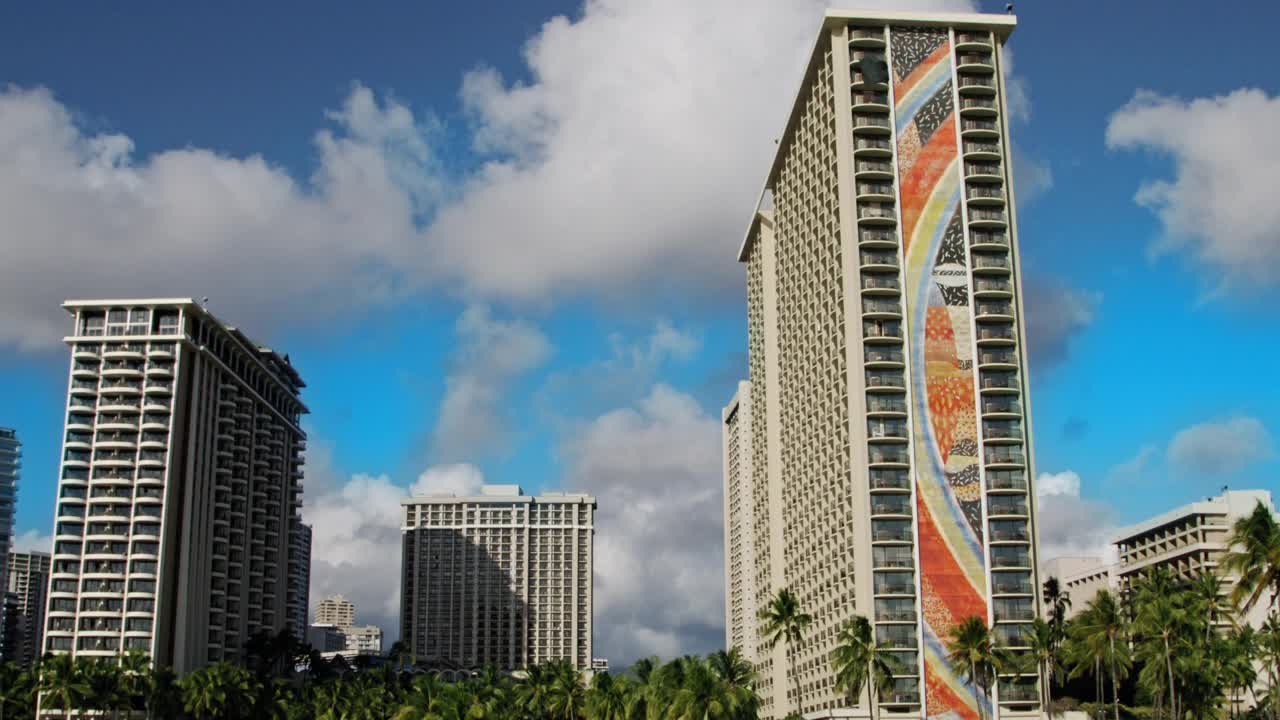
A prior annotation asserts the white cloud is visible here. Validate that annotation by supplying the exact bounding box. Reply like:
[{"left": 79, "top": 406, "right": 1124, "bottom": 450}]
[
  {"left": 1166, "top": 416, "right": 1273, "bottom": 476},
  {"left": 1106, "top": 88, "right": 1280, "bottom": 289},
  {"left": 431, "top": 306, "right": 552, "bottom": 461},
  {"left": 1107, "top": 444, "right": 1157, "bottom": 482},
  {"left": 1033, "top": 469, "right": 1117, "bottom": 562},
  {"left": 302, "top": 461, "right": 485, "bottom": 639},
  {"left": 0, "top": 84, "right": 434, "bottom": 351},
  {"left": 561, "top": 384, "right": 725, "bottom": 665},
  {"left": 1036, "top": 470, "right": 1081, "bottom": 497},
  {"left": 12, "top": 529, "right": 52, "bottom": 555}
]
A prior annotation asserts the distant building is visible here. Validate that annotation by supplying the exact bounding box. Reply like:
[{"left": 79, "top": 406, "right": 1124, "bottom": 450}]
[
  {"left": 343, "top": 625, "right": 383, "bottom": 656},
  {"left": 400, "top": 485, "right": 595, "bottom": 670},
  {"left": 721, "top": 382, "right": 756, "bottom": 658},
  {"left": 590, "top": 658, "right": 609, "bottom": 674},
  {"left": 314, "top": 595, "right": 355, "bottom": 628},
  {"left": 45, "top": 299, "right": 308, "bottom": 673},
  {"left": 1040, "top": 556, "right": 1114, "bottom": 619},
  {"left": 4, "top": 551, "right": 50, "bottom": 667},
  {"left": 0, "top": 428, "right": 19, "bottom": 657},
  {"left": 1113, "top": 489, "right": 1278, "bottom": 630},
  {"left": 288, "top": 524, "right": 311, "bottom": 640},
  {"left": 307, "top": 623, "right": 346, "bottom": 653}
]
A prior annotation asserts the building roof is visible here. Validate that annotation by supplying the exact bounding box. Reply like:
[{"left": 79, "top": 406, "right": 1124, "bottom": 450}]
[
  {"left": 737, "top": 10, "right": 1017, "bottom": 262},
  {"left": 1111, "top": 489, "right": 1275, "bottom": 545}
]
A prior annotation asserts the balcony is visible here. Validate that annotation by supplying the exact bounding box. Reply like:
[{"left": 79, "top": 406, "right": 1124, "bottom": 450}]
[
  {"left": 869, "top": 449, "right": 910, "bottom": 467},
  {"left": 861, "top": 276, "right": 899, "bottom": 294},
  {"left": 874, "top": 581, "right": 916, "bottom": 598},
  {"left": 859, "top": 229, "right": 897, "bottom": 250},
  {"left": 972, "top": 254, "right": 1011, "bottom": 275},
  {"left": 966, "top": 183, "right": 1005, "bottom": 203},
  {"left": 876, "top": 627, "right": 918, "bottom": 649},
  {"left": 854, "top": 137, "right": 892, "bottom": 157},
  {"left": 862, "top": 299, "right": 902, "bottom": 317},
  {"left": 969, "top": 208, "right": 1007, "bottom": 228},
  {"left": 975, "top": 326, "right": 1016, "bottom": 344},
  {"left": 864, "top": 348, "right": 904, "bottom": 366},
  {"left": 856, "top": 160, "right": 894, "bottom": 178},
  {"left": 957, "top": 75, "right": 996, "bottom": 94},
  {"left": 866, "top": 397, "right": 907, "bottom": 415},
  {"left": 978, "top": 351, "right": 1017, "bottom": 369},
  {"left": 975, "top": 301, "right": 1014, "bottom": 320},
  {"left": 870, "top": 470, "right": 910, "bottom": 490},
  {"left": 983, "top": 421, "right": 1022, "bottom": 442},
  {"left": 961, "top": 117, "right": 999, "bottom": 139},
  {"left": 871, "top": 498, "right": 913, "bottom": 517},
  {"left": 866, "top": 372, "right": 904, "bottom": 391},
  {"left": 980, "top": 374, "right": 1019, "bottom": 392},
  {"left": 999, "top": 685, "right": 1041, "bottom": 704},
  {"left": 74, "top": 346, "right": 101, "bottom": 361},
  {"left": 849, "top": 27, "right": 886, "bottom": 47},
  {"left": 973, "top": 278, "right": 1012, "bottom": 296},
  {"left": 955, "top": 31, "right": 992, "bottom": 50},
  {"left": 852, "top": 91, "right": 889, "bottom": 111},
  {"left": 956, "top": 52, "right": 994, "bottom": 72},
  {"left": 868, "top": 421, "right": 908, "bottom": 442},
  {"left": 860, "top": 251, "right": 899, "bottom": 271},
  {"left": 991, "top": 549, "right": 1031, "bottom": 569},
  {"left": 965, "top": 163, "right": 1002, "bottom": 182},
  {"left": 984, "top": 449, "right": 1025, "bottom": 467},
  {"left": 858, "top": 202, "right": 897, "bottom": 225},
  {"left": 987, "top": 471, "right": 1026, "bottom": 491},
  {"left": 990, "top": 523, "right": 1030, "bottom": 544},
  {"left": 863, "top": 320, "right": 902, "bottom": 341},
  {"left": 988, "top": 498, "right": 1029, "bottom": 517},
  {"left": 853, "top": 114, "right": 891, "bottom": 134},
  {"left": 991, "top": 578, "right": 1034, "bottom": 596}
]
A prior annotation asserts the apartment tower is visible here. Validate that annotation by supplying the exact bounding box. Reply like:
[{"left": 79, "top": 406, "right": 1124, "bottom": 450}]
[
  {"left": 46, "top": 300, "right": 308, "bottom": 673},
  {"left": 5, "top": 551, "right": 51, "bottom": 667},
  {"left": 722, "top": 382, "right": 757, "bottom": 656},
  {"left": 0, "top": 428, "right": 18, "bottom": 636},
  {"left": 400, "top": 485, "right": 595, "bottom": 671},
  {"left": 314, "top": 594, "right": 356, "bottom": 627},
  {"left": 728, "top": 11, "right": 1041, "bottom": 720}
]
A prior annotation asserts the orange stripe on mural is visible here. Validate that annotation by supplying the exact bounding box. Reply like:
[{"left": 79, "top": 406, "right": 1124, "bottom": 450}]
[
  {"left": 894, "top": 43, "right": 952, "bottom": 101},
  {"left": 915, "top": 497, "right": 987, "bottom": 629},
  {"left": 898, "top": 113, "right": 956, "bottom": 250},
  {"left": 926, "top": 664, "right": 981, "bottom": 720}
]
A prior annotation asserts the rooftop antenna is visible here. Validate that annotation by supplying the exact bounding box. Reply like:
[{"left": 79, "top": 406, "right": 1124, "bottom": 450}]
[
  {"left": 200, "top": 296, "right": 209, "bottom": 308},
  {"left": 1006, "top": 3, "right": 1014, "bottom": 13}
]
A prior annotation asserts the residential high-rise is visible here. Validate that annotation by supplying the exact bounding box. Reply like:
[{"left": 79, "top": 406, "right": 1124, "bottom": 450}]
[
  {"left": 343, "top": 625, "right": 383, "bottom": 656},
  {"left": 45, "top": 299, "right": 307, "bottom": 673},
  {"left": 288, "top": 523, "right": 312, "bottom": 642},
  {"left": 721, "top": 382, "right": 756, "bottom": 657},
  {"left": 4, "top": 551, "right": 50, "bottom": 667},
  {"left": 0, "top": 428, "right": 19, "bottom": 644},
  {"left": 729, "top": 11, "right": 1041, "bottom": 719},
  {"left": 400, "top": 485, "right": 595, "bottom": 671},
  {"left": 1113, "top": 489, "right": 1278, "bottom": 630},
  {"left": 314, "top": 594, "right": 355, "bottom": 628}
]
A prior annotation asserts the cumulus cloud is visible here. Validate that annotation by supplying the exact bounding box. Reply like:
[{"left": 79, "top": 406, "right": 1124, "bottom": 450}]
[
  {"left": 1106, "top": 88, "right": 1280, "bottom": 290},
  {"left": 561, "top": 384, "right": 725, "bottom": 665},
  {"left": 12, "top": 529, "right": 52, "bottom": 555},
  {"left": 1021, "top": 276, "right": 1100, "bottom": 373},
  {"left": 431, "top": 306, "right": 552, "bottom": 462},
  {"left": 1166, "top": 416, "right": 1273, "bottom": 476},
  {"left": 0, "top": 84, "right": 434, "bottom": 351},
  {"left": 303, "top": 461, "right": 485, "bottom": 638},
  {"left": 1034, "top": 470, "right": 1117, "bottom": 562}
]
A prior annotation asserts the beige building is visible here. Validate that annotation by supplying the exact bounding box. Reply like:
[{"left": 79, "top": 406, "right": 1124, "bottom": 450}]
[
  {"left": 45, "top": 299, "right": 308, "bottom": 673},
  {"left": 1113, "top": 489, "right": 1277, "bottom": 630},
  {"left": 400, "top": 485, "right": 595, "bottom": 671},
  {"left": 343, "top": 624, "right": 383, "bottom": 656},
  {"left": 728, "top": 10, "right": 1042, "bottom": 720},
  {"left": 721, "top": 382, "right": 757, "bottom": 657},
  {"left": 314, "top": 594, "right": 356, "bottom": 628},
  {"left": 4, "top": 551, "right": 51, "bottom": 667},
  {"left": 1040, "top": 556, "right": 1115, "bottom": 620}
]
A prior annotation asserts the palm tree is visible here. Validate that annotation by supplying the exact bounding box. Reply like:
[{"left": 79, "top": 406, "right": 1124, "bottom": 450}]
[
  {"left": 758, "top": 587, "right": 812, "bottom": 715},
  {"left": 830, "top": 616, "right": 895, "bottom": 720},
  {"left": 1222, "top": 501, "right": 1280, "bottom": 619},
  {"left": 1024, "top": 619, "right": 1060, "bottom": 717},
  {"left": 1043, "top": 576, "right": 1071, "bottom": 646},
  {"left": 119, "top": 650, "right": 154, "bottom": 719},
  {"left": 179, "top": 662, "right": 255, "bottom": 720},
  {"left": 708, "top": 649, "right": 759, "bottom": 720},
  {"left": 1069, "top": 590, "right": 1130, "bottom": 720},
  {"left": 945, "top": 616, "right": 998, "bottom": 720},
  {"left": 37, "top": 654, "right": 91, "bottom": 718},
  {"left": 587, "top": 672, "right": 631, "bottom": 720},
  {"left": 669, "top": 660, "right": 736, "bottom": 720},
  {"left": 0, "top": 662, "right": 32, "bottom": 720},
  {"left": 1189, "top": 571, "right": 1230, "bottom": 642},
  {"left": 546, "top": 662, "right": 586, "bottom": 720}
]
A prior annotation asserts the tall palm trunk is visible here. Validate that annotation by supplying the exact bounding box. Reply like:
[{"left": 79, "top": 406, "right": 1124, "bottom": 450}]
[
  {"left": 970, "top": 660, "right": 985, "bottom": 720},
  {"left": 1041, "top": 657, "right": 1052, "bottom": 719},
  {"left": 1108, "top": 635, "right": 1120, "bottom": 720},
  {"left": 1163, "top": 635, "right": 1176, "bottom": 720},
  {"left": 1094, "top": 657, "right": 1102, "bottom": 720},
  {"left": 866, "top": 660, "right": 879, "bottom": 720}
]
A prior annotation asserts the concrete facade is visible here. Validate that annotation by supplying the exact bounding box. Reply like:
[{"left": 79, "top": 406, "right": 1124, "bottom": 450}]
[
  {"left": 729, "top": 10, "right": 1042, "bottom": 720},
  {"left": 400, "top": 485, "right": 595, "bottom": 671},
  {"left": 4, "top": 551, "right": 50, "bottom": 667},
  {"left": 45, "top": 299, "right": 308, "bottom": 673}
]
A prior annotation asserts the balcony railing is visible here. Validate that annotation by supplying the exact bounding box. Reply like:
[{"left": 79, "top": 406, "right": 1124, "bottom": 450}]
[
  {"left": 860, "top": 252, "right": 899, "bottom": 267},
  {"left": 869, "top": 450, "right": 910, "bottom": 464},
  {"left": 866, "top": 373, "right": 904, "bottom": 388},
  {"left": 857, "top": 160, "right": 894, "bottom": 174},
  {"left": 853, "top": 92, "right": 889, "bottom": 106},
  {"left": 854, "top": 114, "right": 891, "bottom": 129},
  {"left": 974, "top": 278, "right": 1011, "bottom": 293},
  {"left": 980, "top": 352, "right": 1016, "bottom": 365},
  {"left": 970, "top": 209, "right": 1007, "bottom": 223},
  {"left": 961, "top": 97, "right": 997, "bottom": 111},
  {"left": 963, "top": 118, "right": 998, "bottom": 132},
  {"left": 867, "top": 398, "right": 907, "bottom": 413},
  {"left": 985, "top": 450, "right": 1026, "bottom": 465},
  {"left": 981, "top": 375, "right": 1020, "bottom": 390},
  {"left": 977, "top": 326, "right": 1015, "bottom": 341},
  {"left": 959, "top": 76, "right": 995, "bottom": 89},
  {"left": 957, "top": 53, "right": 993, "bottom": 67},
  {"left": 984, "top": 423, "right": 1022, "bottom": 439},
  {"left": 859, "top": 203, "right": 896, "bottom": 220},
  {"left": 865, "top": 349, "right": 904, "bottom": 364},
  {"left": 863, "top": 300, "right": 902, "bottom": 314},
  {"left": 989, "top": 499, "right": 1029, "bottom": 516},
  {"left": 855, "top": 137, "right": 892, "bottom": 151},
  {"left": 862, "top": 276, "right": 899, "bottom": 291},
  {"left": 966, "top": 162, "right": 1002, "bottom": 177},
  {"left": 967, "top": 184, "right": 1004, "bottom": 199},
  {"left": 863, "top": 322, "right": 902, "bottom": 339},
  {"left": 870, "top": 471, "right": 910, "bottom": 489}
]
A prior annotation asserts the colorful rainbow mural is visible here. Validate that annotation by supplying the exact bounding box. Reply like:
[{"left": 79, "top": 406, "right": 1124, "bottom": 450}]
[{"left": 890, "top": 26, "right": 990, "bottom": 720}]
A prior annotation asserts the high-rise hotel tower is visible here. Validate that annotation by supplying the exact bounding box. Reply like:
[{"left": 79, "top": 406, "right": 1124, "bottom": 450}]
[
  {"left": 47, "top": 300, "right": 309, "bottom": 673},
  {"left": 725, "top": 11, "right": 1041, "bottom": 720}
]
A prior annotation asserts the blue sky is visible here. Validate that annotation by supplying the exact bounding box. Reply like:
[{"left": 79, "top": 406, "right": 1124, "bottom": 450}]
[{"left": 2, "top": 0, "right": 1278, "bottom": 661}]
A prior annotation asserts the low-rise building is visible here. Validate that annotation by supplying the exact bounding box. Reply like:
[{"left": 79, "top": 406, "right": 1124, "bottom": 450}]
[{"left": 1040, "top": 556, "right": 1115, "bottom": 619}]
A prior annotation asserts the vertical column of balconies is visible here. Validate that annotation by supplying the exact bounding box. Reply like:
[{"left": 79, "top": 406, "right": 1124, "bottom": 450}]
[
  {"left": 209, "top": 375, "right": 240, "bottom": 662},
  {"left": 953, "top": 29, "right": 1039, "bottom": 713},
  {"left": 49, "top": 341, "right": 97, "bottom": 653},
  {"left": 850, "top": 24, "right": 922, "bottom": 712}
]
